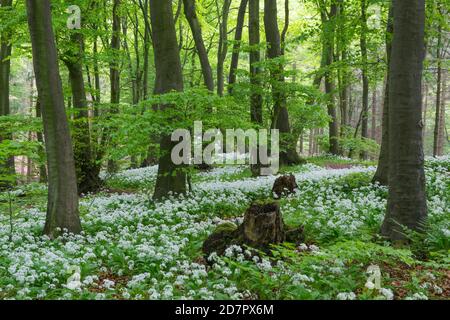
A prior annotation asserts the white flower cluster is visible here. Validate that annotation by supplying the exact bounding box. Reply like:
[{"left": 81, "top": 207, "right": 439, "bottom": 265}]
[{"left": 0, "top": 156, "right": 448, "bottom": 300}]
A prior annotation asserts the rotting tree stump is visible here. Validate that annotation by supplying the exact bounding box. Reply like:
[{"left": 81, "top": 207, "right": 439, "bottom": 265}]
[
  {"left": 241, "top": 202, "right": 285, "bottom": 246},
  {"left": 202, "top": 201, "right": 304, "bottom": 258},
  {"left": 272, "top": 174, "right": 298, "bottom": 199}
]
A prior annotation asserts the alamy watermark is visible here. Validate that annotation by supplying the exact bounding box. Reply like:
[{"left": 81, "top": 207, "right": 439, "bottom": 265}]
[
  {"left": 171, "top": 121, "right": 280, "bottom": 176},
  {"left": 365, "top": 265, "right": 382, "bottom": 290},
  {"left": 67, "top": 5, "right": 81, "bottom": 30}
]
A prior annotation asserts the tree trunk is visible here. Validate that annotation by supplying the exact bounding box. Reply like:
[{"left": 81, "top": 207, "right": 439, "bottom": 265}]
[
  {"left": 423, "top": 83, "right": 428, "bottom": 141},
  {"left": 433, "top": 22, "right": 443, "bottom": 157},
  {"left": 183, "top": 0, "right": 214, "bottom": 92},
  {"left": 337, "top": 0, "right": 349, "bottom": 132},
  {"left": 217, "top": 0, "right": 232, "bottom": 96},
  {"left": 360, "top": 0, "right": 369, "bottom": 160},
  {"left": 228, "top": 0, "right": 248, "bottom": 94},
  {"left": 35, "top": 100, "right": 48, "bottom": 183},
  {"left": 64, "top": 31, "right": 102, "bottom": 194},
  {"left": 320, "top": 4, "right": 340, "bottom": 155},
  {"left": 438, "top": 71, "right": 447, "bottom": 154},
  {"left": 372, "top": 3, "right": 393, "bottom": 186},
  {"left": 371, "top": 88, "right": 377, "bottom": 141},
  {"left": 107, "top": 0, "right": 121, "bottom": 173},
  {"left": 0, "top": 0, "right": 14, "bottom": 179},
  {"left": 93, "top": 35, "right": 101, "bottom": 108},
  {"left": 139, "top": 0, "right": 151, "bottom": 100},
  {"left": 264, "top": 0, "right": 300, "bottom": 165},
  {"left": 249, "top": 0, "right": 263, "bottom": 124},
  {"left": 381, "top": 0, "right": 427, "bottom": 242},
  {"left": 26, "top": 0, "right": 81, "bottom": 237},
  {"left": 280, "top": 0, "right": 289, "bottom": 55},
  {"left": 150, "top": 0, "right": 187, "bottom": 200}
]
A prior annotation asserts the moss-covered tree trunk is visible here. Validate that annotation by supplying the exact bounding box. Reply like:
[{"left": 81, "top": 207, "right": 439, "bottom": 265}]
[
  {"left": 150, "top": 0, "right": 187, "bottom": 200},
  {"left": 26, "top": 0, "right": 81, "bottom": 237},
  {"left": 64, "top": 31, "right": 102, "bottom": 194}
]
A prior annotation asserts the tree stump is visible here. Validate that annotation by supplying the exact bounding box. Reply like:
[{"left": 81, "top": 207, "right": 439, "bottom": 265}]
[
  {"left": 240, "top": 202, "right": 285, "bottom": 246},
  {"left": 272, "top": 174, "right": 298, "bottom": 199},
  {"left": 202, "top": 202, "right": 301, "bottom": 259}
]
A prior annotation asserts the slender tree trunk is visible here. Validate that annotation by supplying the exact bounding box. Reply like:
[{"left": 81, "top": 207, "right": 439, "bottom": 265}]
[
  {"left": 320, "top": 3, "right": 340, "bottom": 155},
  {"left": 249, "top": 0, "right": 262, "bottom": 124},
  {"left": 264, "top": 0, "right": 300, "bottom": 165},
  {"left": 381, "top": 0, "right": 427, "bottom": 242},
  {"left": 360, "top": 0, "right": 369, "bottom": 160},
  {"left": 93, "top": 35, "right": 101, "bottom": 109},
  {"left": 64, "top": 30, "right": 102, "bottom": 195},
  {"left": 26, "top": 0, "right": 81, "bottom": 237},
  {"left": 150, "top": 0, "right": 187, "bottom": 200},
  {"left": 433, "top": 23, "right": 443, "bottom": 157},
  {"left": 280, "top": 0, "right": 289, "bottom": 55},
  {"left": 108, "top": 0, "right": 121, "bottom": 173},
  {"left": 423, "top": 83, "right": 428, "bottom": 141},
  {"left": 228, "top": 0, "right": 248, "bottom": 94},
  {"left": 337, "top": 0, "right": 348, "bottom": 133},
  {"left": 0, "top": 0, "right": 14, "bottom": 180},
  {"left": 309, "top": 129, "right": 314, "bottom": 156},
  {"left": 140, "top": 0, "right": 150, "bottom": 100},
  {"left": 371, "top": 88, "right": 377, "bottom": 140},
  {"left": 438, "top": 70, "right": 447, "bottom": 155},
  {"left": 373, "top": 3, "right": 393, "bottom": 185},
  {"left": 35, "top": 100, "right": 47, "bottom": 183},
  {"left": 182, "top": 0, "right": 214, "bottom": 92},
  {"left": 217, "top": 0, "right": 232, "bottom": 96}
]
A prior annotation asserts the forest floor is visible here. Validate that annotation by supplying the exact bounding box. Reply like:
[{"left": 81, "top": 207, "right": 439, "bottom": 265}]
[{"left": 0, "top": 155, "right": 448, "bottom": 300}]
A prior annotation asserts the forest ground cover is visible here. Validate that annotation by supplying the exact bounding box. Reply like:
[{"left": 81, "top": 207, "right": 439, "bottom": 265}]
[{"left": 0, "top": 155, "right": 448, "bottom": 300}]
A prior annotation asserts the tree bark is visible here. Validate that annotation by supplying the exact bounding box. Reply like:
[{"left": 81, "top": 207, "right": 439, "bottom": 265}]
[
  {"left": 150, "top": 0, "right": 187, "bottom": 200},
  {"left": 26, "top": 0, "right": 81, "bottom": 237},
  {"left": 183, "top": 0, "right": 214, "bottom": 92},
  {"left": 381, "top": 0, "right": 427, "bottom": 241},
  {"left": 228, "top": 0, "right": 248, "bottom": 94}
]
